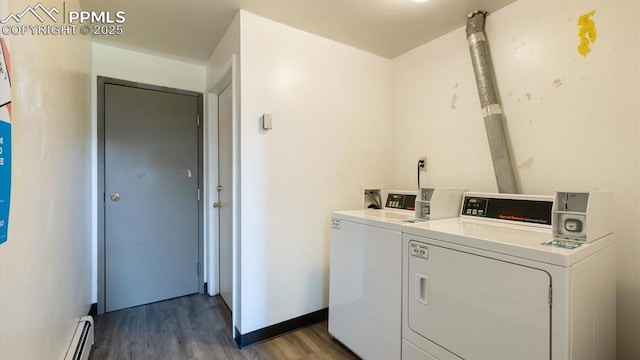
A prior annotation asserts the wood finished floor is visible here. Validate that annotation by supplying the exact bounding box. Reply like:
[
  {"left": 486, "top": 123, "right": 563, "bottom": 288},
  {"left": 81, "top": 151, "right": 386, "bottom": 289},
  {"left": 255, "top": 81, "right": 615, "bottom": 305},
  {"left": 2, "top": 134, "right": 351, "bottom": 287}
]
[{"left": 89, "top": 294, "right": 359, "bottom": 360}]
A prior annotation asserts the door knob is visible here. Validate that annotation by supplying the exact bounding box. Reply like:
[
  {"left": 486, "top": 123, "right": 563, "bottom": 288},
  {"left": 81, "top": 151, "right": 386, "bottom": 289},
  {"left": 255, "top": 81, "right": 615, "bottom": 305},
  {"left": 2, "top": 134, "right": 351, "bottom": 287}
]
[
  {"left": 213, "top": 202, "right": 224, "bottom": 208},
  {"left": 110, "top": 193, "right": 121, "bottom": 201}
]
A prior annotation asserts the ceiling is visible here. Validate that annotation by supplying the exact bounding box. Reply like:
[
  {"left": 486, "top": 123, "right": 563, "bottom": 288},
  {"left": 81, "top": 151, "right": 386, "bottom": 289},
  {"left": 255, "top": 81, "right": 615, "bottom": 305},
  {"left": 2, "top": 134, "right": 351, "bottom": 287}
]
[{"left": 79, "top": 0, "right": 515, "bottom": 64}]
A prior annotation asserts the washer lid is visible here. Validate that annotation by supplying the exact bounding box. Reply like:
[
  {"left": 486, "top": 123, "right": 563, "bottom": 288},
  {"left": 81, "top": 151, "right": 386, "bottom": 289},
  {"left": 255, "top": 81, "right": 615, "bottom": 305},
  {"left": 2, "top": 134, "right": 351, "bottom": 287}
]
[{"left": 333, "top": 209, "right": 420, "bottom": 231}]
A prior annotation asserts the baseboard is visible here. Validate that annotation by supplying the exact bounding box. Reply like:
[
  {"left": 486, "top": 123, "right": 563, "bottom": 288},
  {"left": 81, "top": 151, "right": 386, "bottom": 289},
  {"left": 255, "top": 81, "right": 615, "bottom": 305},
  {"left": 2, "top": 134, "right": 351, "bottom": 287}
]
[
  {"left": 234, "top": 308, "right": 328, "bottom": 348},
  {"left": 88, "top": 303, "right": 97, "bottom": 317}
]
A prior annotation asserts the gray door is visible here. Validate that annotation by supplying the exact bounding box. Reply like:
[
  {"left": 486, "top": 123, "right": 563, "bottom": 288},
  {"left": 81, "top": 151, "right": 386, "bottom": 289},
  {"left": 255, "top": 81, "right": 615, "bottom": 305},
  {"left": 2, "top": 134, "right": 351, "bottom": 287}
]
[
  {"left": 104, "top": 84, "right": 200, "bottom": 312},
  {"left": 218, "top": 83, "right": 233, "bottom": 311}
]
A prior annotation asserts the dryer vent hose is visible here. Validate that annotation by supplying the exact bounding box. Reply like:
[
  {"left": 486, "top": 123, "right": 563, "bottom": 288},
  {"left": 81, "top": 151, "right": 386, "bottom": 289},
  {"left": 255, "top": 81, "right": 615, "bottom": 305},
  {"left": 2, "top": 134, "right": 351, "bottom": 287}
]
[{"left": 466, "top": 11, "right": 519, "bottom": 194}]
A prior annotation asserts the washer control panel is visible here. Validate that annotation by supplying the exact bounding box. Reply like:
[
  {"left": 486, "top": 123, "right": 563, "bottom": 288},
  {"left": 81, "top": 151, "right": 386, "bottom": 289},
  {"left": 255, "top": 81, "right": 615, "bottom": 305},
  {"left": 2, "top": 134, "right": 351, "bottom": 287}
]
[
  {"left": 462, "top": 197, "right": 488, "bottom": 217},
  {"left": 461, "top": 194, "right": 553, "bottom": 226},
  {"left": 385, "top": 192, "right": 416, "bottom": 211}
]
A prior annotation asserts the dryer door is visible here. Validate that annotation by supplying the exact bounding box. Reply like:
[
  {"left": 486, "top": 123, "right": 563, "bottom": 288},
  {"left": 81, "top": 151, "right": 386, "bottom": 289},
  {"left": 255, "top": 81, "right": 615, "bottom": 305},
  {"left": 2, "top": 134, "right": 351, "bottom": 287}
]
[{"left": 408, "top": 240, "right": 551, "bottom": 360}]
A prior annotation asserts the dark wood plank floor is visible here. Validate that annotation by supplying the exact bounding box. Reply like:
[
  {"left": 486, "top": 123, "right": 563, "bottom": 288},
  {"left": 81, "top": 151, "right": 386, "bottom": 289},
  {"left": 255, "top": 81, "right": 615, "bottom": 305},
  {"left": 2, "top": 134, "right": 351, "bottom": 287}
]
[{"left": 89, "top": 294, "right": 359, "bottom": 360}]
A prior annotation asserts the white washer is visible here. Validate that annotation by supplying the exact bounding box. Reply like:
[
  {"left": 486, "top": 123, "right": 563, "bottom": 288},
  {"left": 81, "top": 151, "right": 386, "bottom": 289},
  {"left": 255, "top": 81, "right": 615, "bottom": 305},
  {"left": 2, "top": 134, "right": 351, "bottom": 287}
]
[
  {"left": 329, "top": 189, "right": 465, "bottom": 360},
  {"left": 329, "top": 191, "right": 417, "bottom": 360},
  {"left": 401, "top": 192, "right": 616, "bottom": 360}
]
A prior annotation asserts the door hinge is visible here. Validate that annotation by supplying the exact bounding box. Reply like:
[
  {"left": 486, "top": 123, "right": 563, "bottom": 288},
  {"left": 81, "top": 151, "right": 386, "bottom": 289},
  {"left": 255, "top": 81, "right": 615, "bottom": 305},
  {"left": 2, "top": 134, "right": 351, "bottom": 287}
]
[
  {"left": 197, "top": 262, "right": 201, "bottom": 275},
  {"left": 103, "top": 192, "right": 106, "bottom": 202},
  {"left": 196, "top": 114, "right": 200, "bottom": 127},
  {"left": 548, "top": 285, "right": 553, "bottom": 307},
  {"left": 197, "top": 188, "right": 201, "bottom": 201}
]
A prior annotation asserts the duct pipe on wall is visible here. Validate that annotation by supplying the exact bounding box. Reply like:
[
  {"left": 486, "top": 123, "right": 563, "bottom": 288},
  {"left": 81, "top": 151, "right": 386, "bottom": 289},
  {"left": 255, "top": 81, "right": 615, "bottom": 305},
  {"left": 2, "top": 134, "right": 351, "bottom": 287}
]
[{"left": 466, "top": 11, "right": 519, "bottom": 194}]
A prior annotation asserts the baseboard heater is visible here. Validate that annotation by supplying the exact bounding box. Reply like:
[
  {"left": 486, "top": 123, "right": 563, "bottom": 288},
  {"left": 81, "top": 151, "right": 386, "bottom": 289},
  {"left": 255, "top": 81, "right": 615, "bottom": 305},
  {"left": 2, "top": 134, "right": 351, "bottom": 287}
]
[{"left": 64, "top": 316, "right": 94, "bottom": 360}]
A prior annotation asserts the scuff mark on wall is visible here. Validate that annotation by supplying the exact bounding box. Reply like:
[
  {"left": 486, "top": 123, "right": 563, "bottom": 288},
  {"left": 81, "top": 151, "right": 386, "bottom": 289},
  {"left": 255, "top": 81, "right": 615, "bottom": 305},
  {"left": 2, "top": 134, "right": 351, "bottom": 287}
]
[
  {"left": 451, "top": 83, "right": 458, "bottom": 110},
  {"left": 507, "top": 91, "right": 535, "bottom": 103},
  {"left": 507, "top": 90, "right": 520, "bottom": 102},
  {"left": 552, "top": 79, "right": 563, "bottom": 87},
  {"left": 577, "top": 10, "right": 597, "bottom": 57},
  {"left": 511, "top": 30, "right": 526, "bottom": 52},
  {"left": 518, "top": 158, "right": 535, "bottom": 170}
]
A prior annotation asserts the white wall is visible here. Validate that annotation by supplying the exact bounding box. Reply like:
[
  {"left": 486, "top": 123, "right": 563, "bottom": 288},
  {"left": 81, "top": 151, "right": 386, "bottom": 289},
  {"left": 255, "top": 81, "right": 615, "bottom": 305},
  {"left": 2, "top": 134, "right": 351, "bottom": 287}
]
[
  {"left": 206, "top": 13, "right": 240, "bottom": 91},
  {"left": 91, "top": 44, "right": 206, "bottom": 302},
  {"left": 92, "top": 43, "right": 206, "bottom": 93},
  {"left": 390, "top": 0, "right": 639, "bottom": 358},
  {"left": 237, "top": 11, "right": 392, "bottom": 334},
  {"left": 0, "top": 0, "right": 93, "bottom": 358}
]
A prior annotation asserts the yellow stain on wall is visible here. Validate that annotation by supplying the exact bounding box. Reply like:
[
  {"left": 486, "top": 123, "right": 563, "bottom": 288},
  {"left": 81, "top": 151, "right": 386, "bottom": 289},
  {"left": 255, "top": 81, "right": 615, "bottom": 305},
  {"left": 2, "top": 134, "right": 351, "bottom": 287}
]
[{"left": 577, "top": 10, "right": 597, "bottom": 57}]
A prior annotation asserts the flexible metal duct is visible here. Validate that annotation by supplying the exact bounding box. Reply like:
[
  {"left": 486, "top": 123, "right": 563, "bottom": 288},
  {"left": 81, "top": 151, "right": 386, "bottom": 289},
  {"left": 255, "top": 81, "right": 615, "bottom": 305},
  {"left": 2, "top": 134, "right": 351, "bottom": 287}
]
[{"left": 466, "top": 11, "right": 518, "bottom": 194}]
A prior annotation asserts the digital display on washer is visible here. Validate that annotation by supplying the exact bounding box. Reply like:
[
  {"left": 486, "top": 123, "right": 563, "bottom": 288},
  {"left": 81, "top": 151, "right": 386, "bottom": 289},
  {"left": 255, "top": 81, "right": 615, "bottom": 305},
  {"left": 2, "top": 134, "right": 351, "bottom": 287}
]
[
  {"left": 385, "top": 193, "right": 416, "bottom": 210},
  {"left": 462, "top": 196, "right": 553, "bottom": 225}
]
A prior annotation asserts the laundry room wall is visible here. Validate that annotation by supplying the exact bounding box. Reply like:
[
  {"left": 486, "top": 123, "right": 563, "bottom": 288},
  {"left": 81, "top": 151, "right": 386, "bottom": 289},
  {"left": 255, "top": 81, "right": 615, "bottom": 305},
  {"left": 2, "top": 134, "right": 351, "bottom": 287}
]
[
  {"left": 206, "top": 13, "right": 240, "bottom": 90},
  {"left": 389, "top": 0, "right": 639, "bottom": 358},
  {"left": 0, "top": 0, "right": 93, "bottom": 358},
  {"left": 236, "top": 11, "right": 393, "bottom": 334},
  {"left": 91, "top": 43, "right": 206, "bottom": 302}
]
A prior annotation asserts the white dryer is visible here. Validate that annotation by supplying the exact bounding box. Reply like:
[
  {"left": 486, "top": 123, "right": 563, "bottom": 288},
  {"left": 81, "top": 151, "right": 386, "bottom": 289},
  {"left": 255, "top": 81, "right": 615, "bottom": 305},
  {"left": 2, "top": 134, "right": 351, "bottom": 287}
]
[
  {"left": 329, "top": 189, "right": 465, "bottom": 360},
  {"left": 401, "top": 192, "right": 616, "bottom": 360}
]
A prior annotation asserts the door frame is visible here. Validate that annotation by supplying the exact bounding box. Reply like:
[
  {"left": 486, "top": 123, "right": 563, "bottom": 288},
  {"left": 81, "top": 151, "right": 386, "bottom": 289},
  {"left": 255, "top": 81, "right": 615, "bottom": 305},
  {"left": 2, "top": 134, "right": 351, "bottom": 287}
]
[
  {"left": 206, "top": 54, "right": 240, "bottom": 336},
  {"left": 97, "top": 76, "right": 204, "bottom": 315}
]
